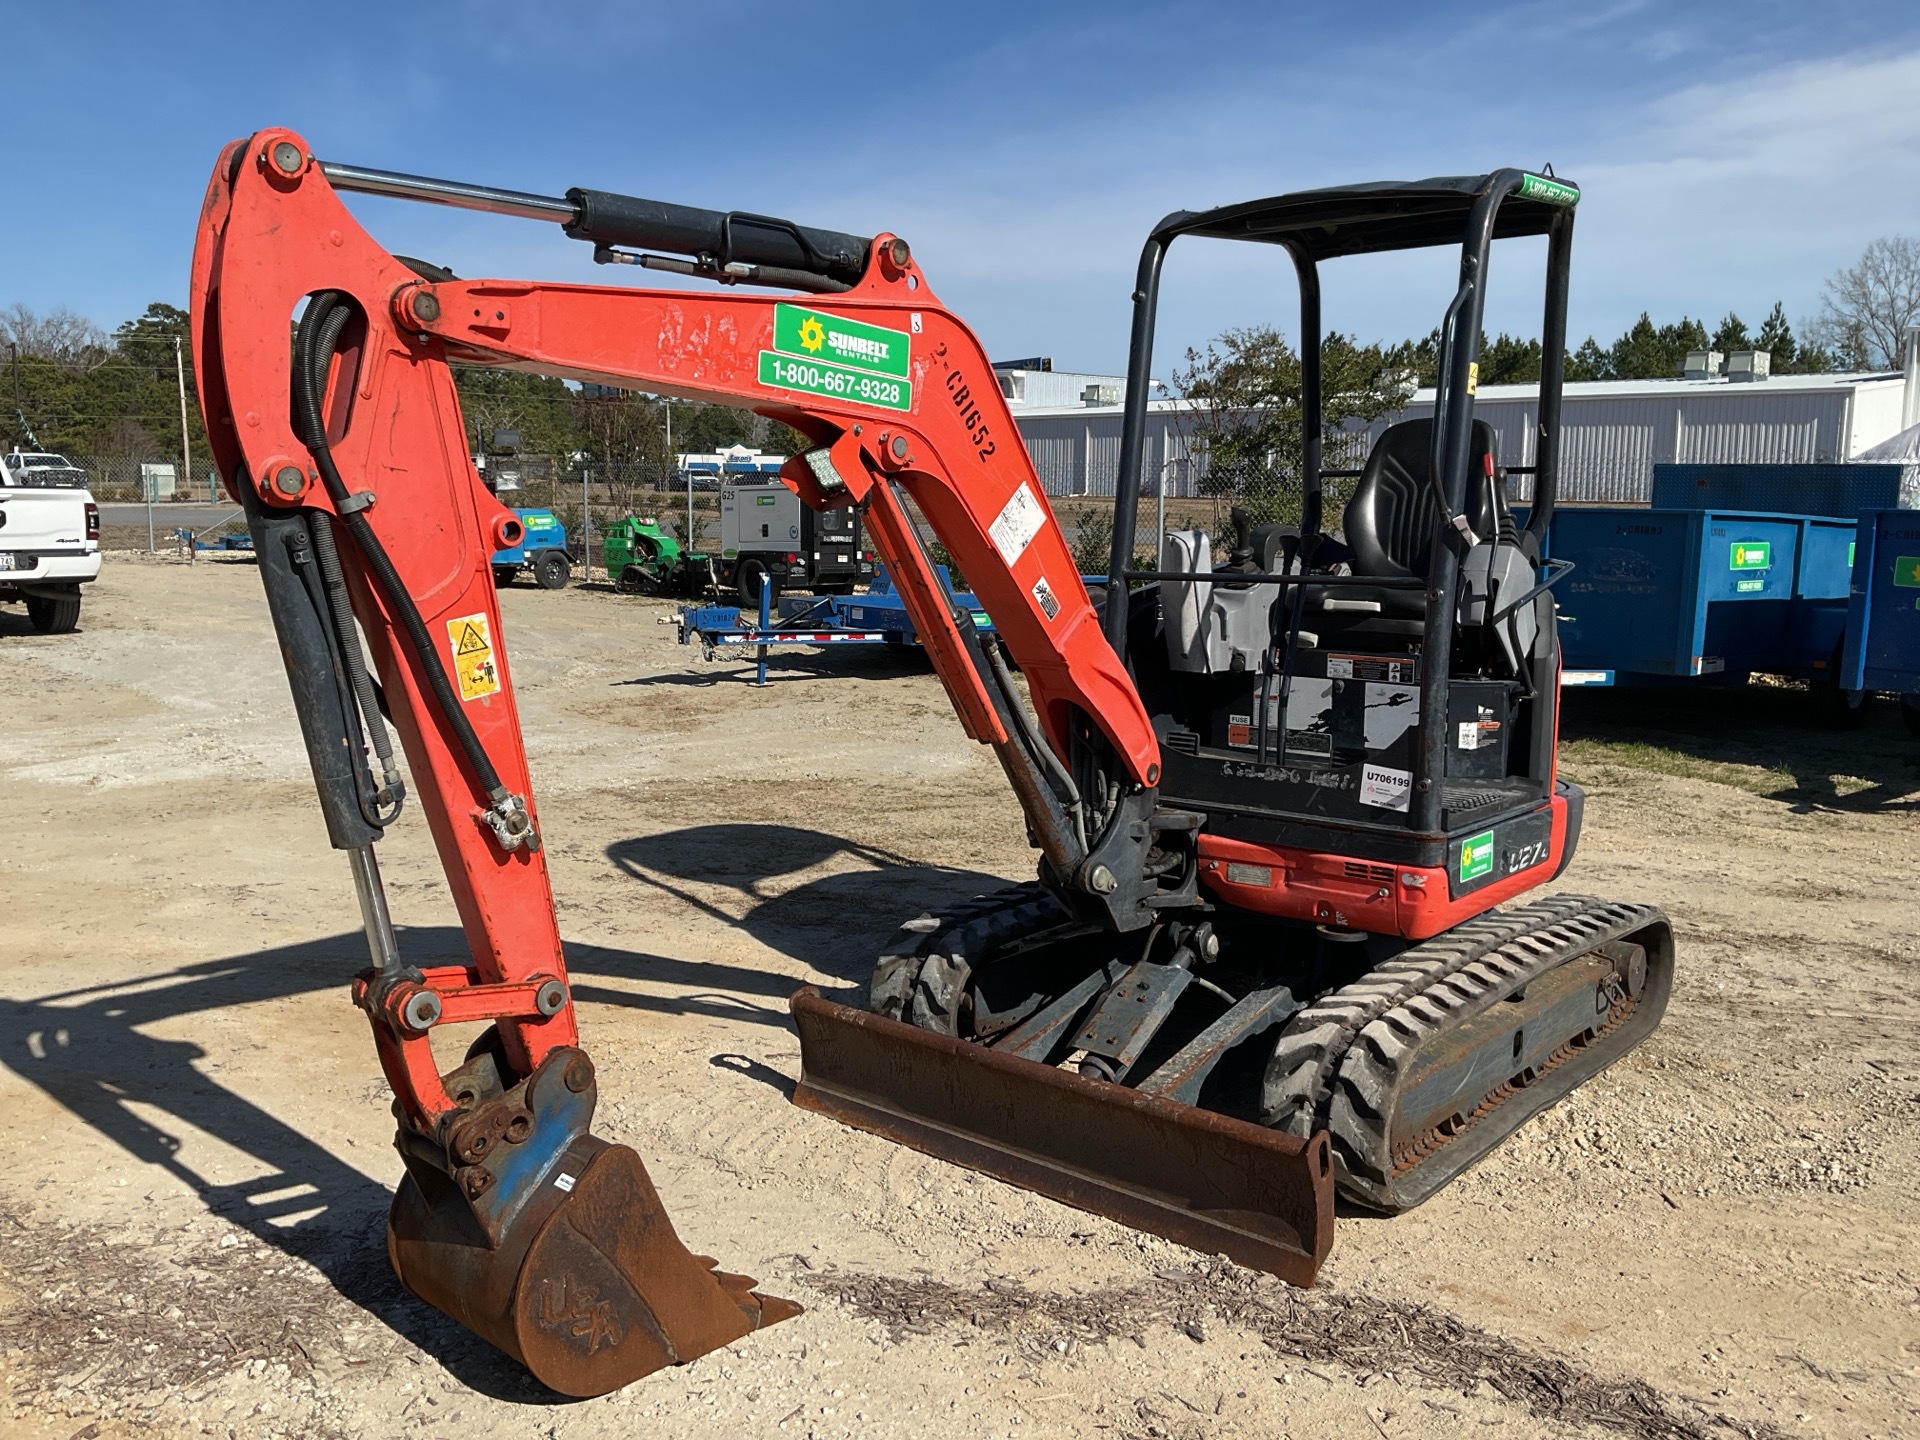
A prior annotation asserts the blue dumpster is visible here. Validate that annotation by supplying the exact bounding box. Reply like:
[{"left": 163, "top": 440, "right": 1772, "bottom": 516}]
[
  {"left": 1545, "top": 508, "right": 1856, "bottom": 686},
  {"left": 1841, "top": 509, "right": 1920, "bottom": 695}
]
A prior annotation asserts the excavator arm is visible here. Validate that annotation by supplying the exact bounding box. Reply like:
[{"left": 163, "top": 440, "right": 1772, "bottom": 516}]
[{"left": 190, "top": 129, "right": 1279, "bottom": 1395}]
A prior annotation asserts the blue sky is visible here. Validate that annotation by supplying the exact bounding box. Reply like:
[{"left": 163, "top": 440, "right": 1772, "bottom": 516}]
[{"left": 8, "top": 1, "right": 1920, "bottom": 374}]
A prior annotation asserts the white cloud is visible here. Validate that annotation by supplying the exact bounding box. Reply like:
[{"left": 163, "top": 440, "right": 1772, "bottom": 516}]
[{"left": 1552, "top": 46, "right": 1920, "bottom": 338}]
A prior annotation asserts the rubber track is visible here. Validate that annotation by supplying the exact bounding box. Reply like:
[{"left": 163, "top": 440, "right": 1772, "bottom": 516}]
[
  {"left": 1264, "top": 894, "right": 1667, "bottom": 1210},
  {"left": 1385, "top": 983, "right": 1640, "bottom": 1175},
  {"left": 867, "top": 884, "right": 1069, "bottom": 1036}
]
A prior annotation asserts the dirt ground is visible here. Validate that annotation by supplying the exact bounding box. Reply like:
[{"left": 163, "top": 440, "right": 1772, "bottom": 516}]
[{"left": 1, "top": 554, "right": 1916, "bottom": 1440}]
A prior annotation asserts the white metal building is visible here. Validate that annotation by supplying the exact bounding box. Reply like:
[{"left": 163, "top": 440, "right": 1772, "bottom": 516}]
[
  {"left": 1009, "top": 370, "right": 1915, "bottom": 503},
  {"left": 993, "top": 358, "right": 1163, "bottom": 414}
]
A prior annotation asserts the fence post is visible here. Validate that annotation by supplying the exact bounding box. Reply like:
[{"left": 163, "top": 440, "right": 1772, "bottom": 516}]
[
  {"left": 174, "top": 335, "right": 195, "bottom": 503},
  {"left": 755, "top": 576, "right": 771, "bottom": 688},
  {"left": 1156, "top": 463, "right": 1167, "bottom": 570}
]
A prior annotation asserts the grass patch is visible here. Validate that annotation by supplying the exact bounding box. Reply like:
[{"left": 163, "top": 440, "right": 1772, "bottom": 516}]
[{"left": 1560, "top": 737, "right": 1795, "bottom": 796}]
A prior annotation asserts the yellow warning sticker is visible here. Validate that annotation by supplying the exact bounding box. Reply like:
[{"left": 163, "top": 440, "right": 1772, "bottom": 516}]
[{"left": 447, "top": 613, "right": 500, "bottom": 701}]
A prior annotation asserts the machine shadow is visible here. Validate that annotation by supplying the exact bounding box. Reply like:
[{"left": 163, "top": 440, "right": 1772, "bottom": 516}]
[
  {"left": 4, "top": 928, "right": 588, "bottom": 1403},
  {"left": 1560, "top": 685, "right": 1920, "bottom": 814},
  {"left": 2, "top": 831, "right": 1005, "bottom": 1393},
  {"left": 604, "top": 822, "right": 1009, "bottom": 991},
  {"left": 708, "top": 1053, "right": 799, "bottom": 1099}
]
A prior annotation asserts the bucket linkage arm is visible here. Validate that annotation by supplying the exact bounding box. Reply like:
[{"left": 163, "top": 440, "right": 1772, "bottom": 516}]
[{"left": 191, "top": 133, "right": 798, "bottom": 1397}]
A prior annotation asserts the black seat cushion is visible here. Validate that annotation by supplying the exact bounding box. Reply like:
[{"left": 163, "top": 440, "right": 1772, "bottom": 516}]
[
  {"left": 1346, "top": 417, "right": 1498, "bottom": 579},
  {"left": 1303, "top": 418, "right": 1499, "bottom": 630}
]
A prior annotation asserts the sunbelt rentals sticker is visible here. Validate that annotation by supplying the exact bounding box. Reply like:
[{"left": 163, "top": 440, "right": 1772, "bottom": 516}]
[
  {"left": 1459, "top": 830, "right": 1496, "bottom": 882},
  {"left": 759, "top": 302, "right": 913, "bottom": 412}
]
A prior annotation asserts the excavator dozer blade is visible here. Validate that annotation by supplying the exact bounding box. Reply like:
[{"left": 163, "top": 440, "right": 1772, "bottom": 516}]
[
  {"left": 790, "top": 988, "right": 1335, "bottom": 1285},
  {"left": 386, "top": 1048, "right": 800, "bottom": 1397}
]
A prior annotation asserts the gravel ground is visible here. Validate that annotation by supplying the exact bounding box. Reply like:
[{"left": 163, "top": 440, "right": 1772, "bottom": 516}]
[{"left": 1, "top": 553, "right": 1915, "bottom": 1439}]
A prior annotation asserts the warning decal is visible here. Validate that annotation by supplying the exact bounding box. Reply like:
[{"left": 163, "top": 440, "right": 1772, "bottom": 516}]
[
  {"left": 447, "top": 613, "right": 501, "bottom": 702},
  {"left": 988, "top": 483, "right": 1047, "bottom": 566}
]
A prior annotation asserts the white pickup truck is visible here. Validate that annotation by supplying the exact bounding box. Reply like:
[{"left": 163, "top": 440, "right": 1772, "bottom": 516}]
[{"left": 0, "top": 450, "right": 100, "bottom": 632}]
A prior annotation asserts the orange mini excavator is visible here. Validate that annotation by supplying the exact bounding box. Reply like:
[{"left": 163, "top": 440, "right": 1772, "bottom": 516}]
[{"left": 192, "top": 130, "right": 1672, "bottom": 1395}]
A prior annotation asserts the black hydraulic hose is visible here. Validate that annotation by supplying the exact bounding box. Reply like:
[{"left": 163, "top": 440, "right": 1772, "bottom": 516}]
[
  {"left": 309, "top": 510, "right": 406, "bottom": 824},
  {"left": 285, "top": 514, "right": 388, "bottom": 833},
  {"left": 293, "top": 293, "right": 512, "bottom": 810},
  {"left": 1265, "top": 568, "right": 1311, "bottom": 770},
  {"left": 982, "top": 635, "right": 1087, "bottom": 855}
]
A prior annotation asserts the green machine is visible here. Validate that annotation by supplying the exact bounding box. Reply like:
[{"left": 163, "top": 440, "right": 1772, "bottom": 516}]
[{"left": 602, "top": 515, "right": 711, "bottom": 594}]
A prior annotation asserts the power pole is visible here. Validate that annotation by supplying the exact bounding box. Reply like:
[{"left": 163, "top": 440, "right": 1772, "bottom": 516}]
[
  {"left": 666, "top": 398, "right": 690, "bottom": 545},
  {"left": 174, "top": 335, "right": 196, "bottom": 500}
]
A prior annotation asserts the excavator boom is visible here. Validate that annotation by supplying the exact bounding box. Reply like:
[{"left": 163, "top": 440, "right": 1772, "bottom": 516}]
[{"left": 192, "top": 128, "right": 1334, "bottom": 1392}]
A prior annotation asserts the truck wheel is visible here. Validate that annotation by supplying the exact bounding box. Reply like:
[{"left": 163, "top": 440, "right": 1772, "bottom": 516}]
[
  {"left": 493, "top": 566, "right": 517, "bottom": 588},
  {"left": 26, "top": 591, "right": 81, "bottom": 634},
  {"left": 533, "top": 550, "right": 571, "bottom": 590},
  {"left": 1902, "top": 695, "right": 1920, "bottom": 738},
  {"left": 737, "top": 560, "right": 774, "bottom": 607}
]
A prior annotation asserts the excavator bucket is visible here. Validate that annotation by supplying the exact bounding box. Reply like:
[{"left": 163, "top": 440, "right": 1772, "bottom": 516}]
[
  {"left": 790, "top": 989, "right": 1334, "bottom": 1285},
  {"left": 385, "top": 1043, "right": 800, "bottom": 1397}
]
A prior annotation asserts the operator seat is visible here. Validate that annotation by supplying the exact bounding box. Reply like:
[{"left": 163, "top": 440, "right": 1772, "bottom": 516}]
[{"left": 1308, "top": 417, "right": 1500, "bottom": 639}]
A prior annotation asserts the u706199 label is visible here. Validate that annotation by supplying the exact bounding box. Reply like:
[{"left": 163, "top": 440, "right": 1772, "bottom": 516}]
[{"left": 757, "top": 351, "right": 912, "bottom": 411}]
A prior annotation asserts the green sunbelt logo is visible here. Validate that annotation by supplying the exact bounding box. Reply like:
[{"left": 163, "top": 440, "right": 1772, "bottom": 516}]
[
  {"left": 1894, "top": 555, "right": 1920, "bottom": 588},
  {"left": 1459, "top": 831, "right": 1495, "bottom": 882},
  {"left": 773, "top": 303, "right": 910, "bottom": 378},
  {"left": 1729, "top": 541, "right": 1771, "bottom": 570}
]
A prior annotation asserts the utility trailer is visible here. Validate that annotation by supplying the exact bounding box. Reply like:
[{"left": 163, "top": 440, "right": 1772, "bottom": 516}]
[
  {"left": 1543, "top": 462, "right": 1919, "bottom": 724},
  {"left": 675, "top": 565, "right": 997, "bottom": 667},
  {"left": 179, "top": 528, "right": 255, "bottom": 554}
]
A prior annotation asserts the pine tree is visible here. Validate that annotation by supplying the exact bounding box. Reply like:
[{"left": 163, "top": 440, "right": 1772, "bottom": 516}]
[{"left": 1710, "top": 312, "right": 1751, "bottom": 353}]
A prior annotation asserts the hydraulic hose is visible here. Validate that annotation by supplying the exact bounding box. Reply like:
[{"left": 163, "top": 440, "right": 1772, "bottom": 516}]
[
  {"left": 982, "top": 635, "right": 1087, "bottom": 856},
  {"left": 284, "top": 513, "right": 389, "bottom": 833},
  {"left": 309, "top": 510, "right": 406, "bottom": 825},
  {"left": 292, "top": 292, "right": 530, "bottom": 843}
]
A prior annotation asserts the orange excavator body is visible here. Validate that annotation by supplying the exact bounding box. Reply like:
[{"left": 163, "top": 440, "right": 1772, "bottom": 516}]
[{"left": 190, "top": 130, "right": 1670, "bottom": 1391}]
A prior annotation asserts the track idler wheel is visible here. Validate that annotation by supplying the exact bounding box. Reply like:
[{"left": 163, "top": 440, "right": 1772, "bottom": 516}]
[{"left": 386, "top": 1042, "right": 799, "bottom": 1396}]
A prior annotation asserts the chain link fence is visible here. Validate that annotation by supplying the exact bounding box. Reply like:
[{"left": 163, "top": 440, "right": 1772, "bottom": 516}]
[
  {"left": 69, "top": 452, "right": 734, "bottom": 554},
  {"left": 1181, "top": 427, "right": 1375, "bottom": 533},
  {"left": 52, "top": 455, "right": 224, "bottom": 503}
]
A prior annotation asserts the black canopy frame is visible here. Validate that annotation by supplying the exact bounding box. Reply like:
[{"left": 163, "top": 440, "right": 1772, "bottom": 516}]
[{"left": 1104, "top": 169, "right": 1578, "bottom": 834}]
